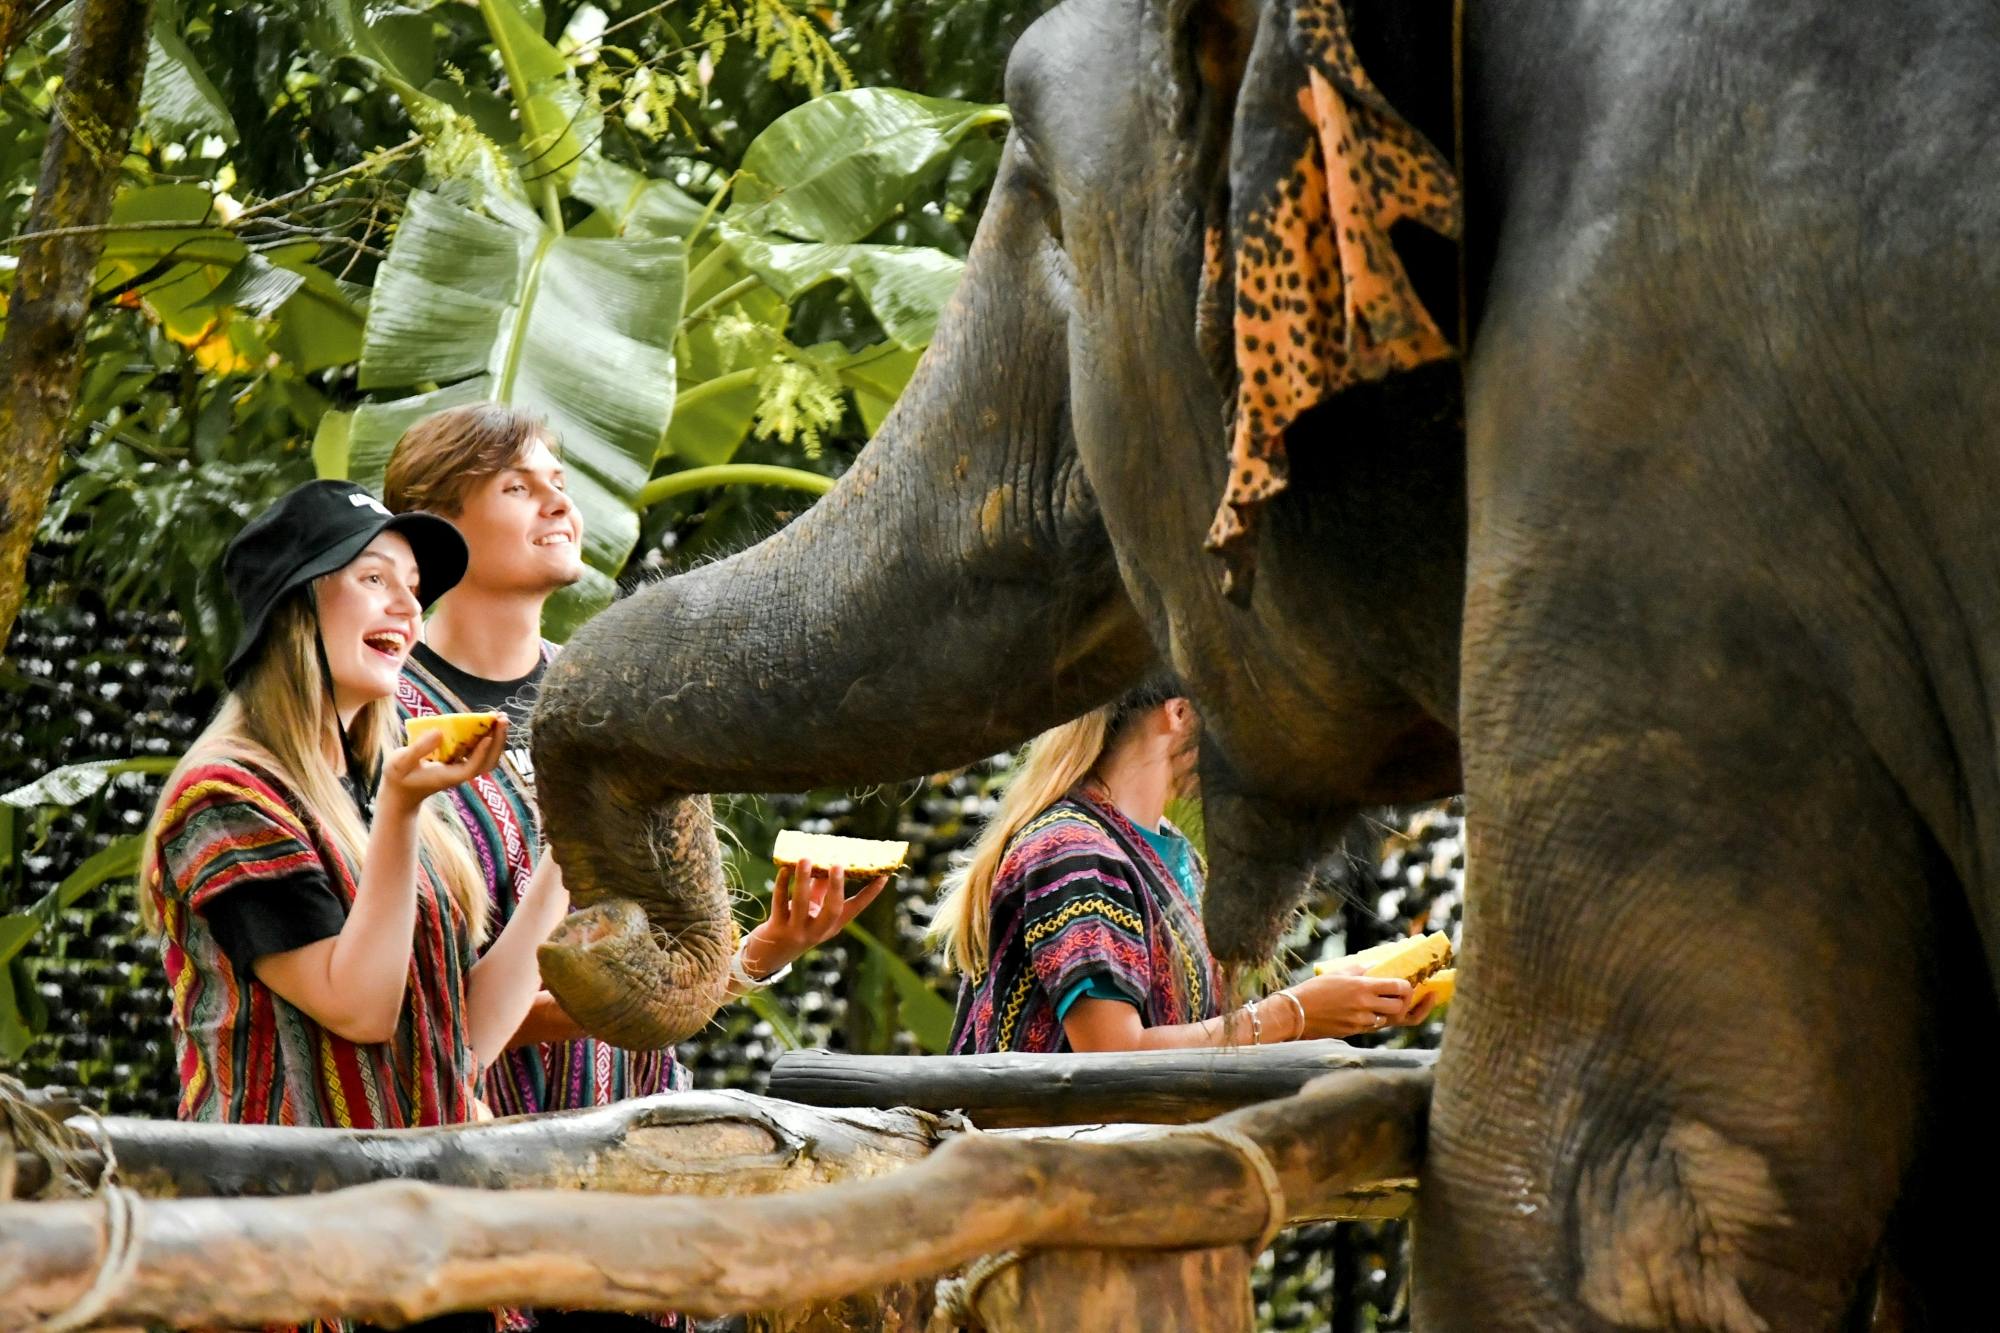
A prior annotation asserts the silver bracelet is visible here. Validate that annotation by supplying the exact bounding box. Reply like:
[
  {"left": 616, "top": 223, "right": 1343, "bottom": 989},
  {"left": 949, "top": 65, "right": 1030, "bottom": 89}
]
[
  {"left": 729, "top": 939, "right": 793, "bottom": 991},
  {"left": 1244, "top": 1001, "right": 1264, "bottom": 1046},
  {"left": 1275, "top": 990, "right": 1307, "bottom": 1042}
]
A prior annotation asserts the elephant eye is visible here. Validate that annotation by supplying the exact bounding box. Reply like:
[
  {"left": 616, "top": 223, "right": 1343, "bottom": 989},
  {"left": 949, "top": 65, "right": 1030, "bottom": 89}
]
[{"left": 1045, "top": 204, "right": 1065, "bottom": 248}]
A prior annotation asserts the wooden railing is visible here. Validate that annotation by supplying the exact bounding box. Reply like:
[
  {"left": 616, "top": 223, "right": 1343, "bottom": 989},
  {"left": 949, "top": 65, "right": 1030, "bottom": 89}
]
[{"left": 0, "top": 1044, "right": 1434, "bottom": 1333}]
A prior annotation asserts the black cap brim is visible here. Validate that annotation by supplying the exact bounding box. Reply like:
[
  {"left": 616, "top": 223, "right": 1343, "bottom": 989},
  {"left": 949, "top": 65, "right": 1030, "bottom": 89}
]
[{"left": 223, "top": 511, "right": 469, "bottom": 684}]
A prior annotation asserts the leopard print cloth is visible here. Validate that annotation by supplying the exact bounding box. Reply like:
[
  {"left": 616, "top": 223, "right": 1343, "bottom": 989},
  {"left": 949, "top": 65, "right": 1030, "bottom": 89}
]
[{"left": 1202, "top": 0, "right": 1461, "bottom": 594}]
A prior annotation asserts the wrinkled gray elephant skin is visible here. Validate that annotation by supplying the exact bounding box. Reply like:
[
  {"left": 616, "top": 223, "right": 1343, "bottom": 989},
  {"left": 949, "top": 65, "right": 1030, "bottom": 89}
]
[{"left": 540, "top": 0, "right": 2000, "bottom": 1326}]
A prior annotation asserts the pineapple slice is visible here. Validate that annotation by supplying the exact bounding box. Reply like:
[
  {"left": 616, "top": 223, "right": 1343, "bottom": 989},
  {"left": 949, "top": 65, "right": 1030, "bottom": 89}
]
[
  {"left": 1410, "top": 968, "right": 1457, "bottom": 1008},
  {"left": 1315, "top": 930, "right": 1454, "bottom": 986},
  {"left": 771, "top": 829, "right": 910, "bottom": 877},
  {"left": 404, "top": 712, "right": 505, "bottom": 763}
]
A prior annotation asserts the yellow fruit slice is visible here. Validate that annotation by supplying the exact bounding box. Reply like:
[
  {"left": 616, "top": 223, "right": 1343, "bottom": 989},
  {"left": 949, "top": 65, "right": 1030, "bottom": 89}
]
[
  {"left": 1411, "top": 968, "right": 1457, "bottom": 1008},
  {"left": 771, "top": 829, "right": 910, "bottom": 877},
  {"left": 1315, "top": 931, "right": 1454, "bottom": 985},
  {"left": 404, "top": 712, "right": 504, "bottom": 763}
]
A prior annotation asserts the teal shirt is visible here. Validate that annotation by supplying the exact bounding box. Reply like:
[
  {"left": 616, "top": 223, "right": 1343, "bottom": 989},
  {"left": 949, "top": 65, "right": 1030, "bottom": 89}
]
[{"left": 1055, "top": 820, "right": 1202, "bottom": 1020}]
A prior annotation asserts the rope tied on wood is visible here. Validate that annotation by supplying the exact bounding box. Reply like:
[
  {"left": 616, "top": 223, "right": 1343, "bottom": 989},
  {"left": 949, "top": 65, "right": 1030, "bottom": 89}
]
[
  {"left": 930, "top": 1116, "right": 1290, "bottom": 1328},
  {"left": 1175, "top": 1123, "right": 1287, "bottom": 1255},
  {"left": 0, "top": 1076, "right": 99, "bottom": 1201},
  {"left": 2, "top": 1075, "right": 142, "bottom": 1333},
  {"left": 930, "top": 1248, "right": 1025, "bottom": 1329}
]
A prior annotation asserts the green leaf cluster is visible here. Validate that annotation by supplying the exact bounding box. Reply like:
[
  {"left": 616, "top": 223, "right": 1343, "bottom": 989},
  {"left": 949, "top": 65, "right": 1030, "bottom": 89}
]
[{"left": 0, "top": 760, "right": 176, "bottom": 1059}]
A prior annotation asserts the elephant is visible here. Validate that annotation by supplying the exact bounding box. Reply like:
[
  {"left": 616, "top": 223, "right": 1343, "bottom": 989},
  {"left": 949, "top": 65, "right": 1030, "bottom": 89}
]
[{"left": 535, "top": 0, "right": 1998, "bottom": 1327}]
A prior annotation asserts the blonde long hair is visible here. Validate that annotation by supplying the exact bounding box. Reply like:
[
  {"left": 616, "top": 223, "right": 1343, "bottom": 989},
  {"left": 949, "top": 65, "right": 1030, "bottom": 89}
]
[
  {"left": 142, "top": 596, "right": 488, "bottom": 942},
  {"left": 932, "top": 708, "right": 1112, "bottom": 979},
  {"left": 934, "top": 678, "right": 1192, "bottom": 978}
]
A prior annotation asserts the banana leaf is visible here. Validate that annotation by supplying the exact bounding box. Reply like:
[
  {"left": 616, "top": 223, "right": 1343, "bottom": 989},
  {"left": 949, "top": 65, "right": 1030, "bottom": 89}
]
[
  {"left": 572, "top": 157, "right": 706, "bottom": 240},
  {"left": 2, "top": 758, "right": 180, "bottom": 813},
  {"left": 725, "top": 227, "right": 963, "bottom": 349},
  {"left": 838, "top": 344, "right": 923, "bottom": 436},
  {"left": 276, "top": 0, "right": 438, "bottom": 106},
  {"left": 344, "top": 189, "right": 684, "bottom": 633},
  {"left": 730, "top": 89, "right": 1009, "bottom": 244},
  {"left": 143, "top": 9, "right": 238, "bottom": 146},
  {"left": 843, "top": 920, "right": 955, "bottom": 1054},
  {"left": 478, "top": 0, "right": 595, "bottom": 199}
]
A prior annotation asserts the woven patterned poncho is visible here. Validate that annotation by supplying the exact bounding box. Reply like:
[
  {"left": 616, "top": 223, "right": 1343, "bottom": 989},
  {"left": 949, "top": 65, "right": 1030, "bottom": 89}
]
[
  {"left": 948, "top": 783, "right": 1222, "bottom": 1054},
  {"left": 149, "top": 759, "right": 479, "bottom": 1128},
  {"left": 397, "top": 651, "right": 689, "bottom": 1115}
]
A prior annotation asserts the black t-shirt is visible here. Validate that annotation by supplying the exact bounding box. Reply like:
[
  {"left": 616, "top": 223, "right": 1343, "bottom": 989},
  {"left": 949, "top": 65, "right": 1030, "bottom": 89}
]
[
  {"left": 201, "top": 777, "right": 363, "bottom": 975},
  {"left": 406, "top": 642, "right": 547, "bottom": 732}
]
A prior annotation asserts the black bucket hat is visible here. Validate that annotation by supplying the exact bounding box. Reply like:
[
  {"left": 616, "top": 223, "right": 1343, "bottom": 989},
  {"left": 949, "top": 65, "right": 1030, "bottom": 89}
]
[{"left": 222, "top": 480, "right": 468, "bottom": 685}]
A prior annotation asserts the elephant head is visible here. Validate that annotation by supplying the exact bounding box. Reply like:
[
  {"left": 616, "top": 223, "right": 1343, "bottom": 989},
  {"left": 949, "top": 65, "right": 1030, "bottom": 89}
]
[{"left": 532, "top": 0, "right": 1468, "bottom": 1047}]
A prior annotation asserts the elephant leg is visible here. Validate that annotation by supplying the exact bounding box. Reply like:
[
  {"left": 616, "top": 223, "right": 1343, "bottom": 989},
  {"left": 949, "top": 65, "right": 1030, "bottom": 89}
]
[
  {"left": 1417, "top": 566, "right": 1947, "bottom": 1329},
  {"left": 1856, "top": 867, "right": 1999, "bottom": 1331}
]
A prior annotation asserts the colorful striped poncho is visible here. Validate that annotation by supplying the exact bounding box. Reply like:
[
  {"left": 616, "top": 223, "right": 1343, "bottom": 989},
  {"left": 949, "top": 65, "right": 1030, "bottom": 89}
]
[
  {"left": 149, "top": 759, "right": 480, "bottom": 1128},
  {"left": 948, "top": 783, "right": 1222, "bottom": 1053},
  {"left": 398, "top": 649, "right": 689, "bottom": 1116}
]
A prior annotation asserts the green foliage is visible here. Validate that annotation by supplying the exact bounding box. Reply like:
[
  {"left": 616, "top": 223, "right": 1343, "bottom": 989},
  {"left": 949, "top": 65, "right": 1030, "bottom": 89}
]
[
  {"left": 729, "top": 89, "right": 1008, "bottom": 244},
  {"left": 0, "top": 760, "right": 174, "bottom": 1059},
  {"left": 843, "top": 919, "right": 954, "bottom": 1053},
  {"left": 342, "top": 185, "right": 689, "bottom": 626},
  {"left": 14, "top": 0, "right": 1012, "bottom": 669}
]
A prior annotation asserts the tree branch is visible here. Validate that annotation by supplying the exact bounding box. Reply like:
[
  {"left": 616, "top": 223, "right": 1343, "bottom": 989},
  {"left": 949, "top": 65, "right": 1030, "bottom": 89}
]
[{"left": 0, "top": 0, "right": 153, "bottom": 657}]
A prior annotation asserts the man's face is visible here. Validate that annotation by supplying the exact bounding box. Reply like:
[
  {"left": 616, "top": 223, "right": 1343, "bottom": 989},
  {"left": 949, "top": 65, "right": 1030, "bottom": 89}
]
[{"left": 451, "top": 439, "right": 584, "bottom": 594}]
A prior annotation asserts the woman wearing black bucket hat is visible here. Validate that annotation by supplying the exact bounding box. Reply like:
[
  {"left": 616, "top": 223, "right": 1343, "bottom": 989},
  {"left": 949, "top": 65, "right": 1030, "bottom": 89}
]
[{"left": 140, "top": 480, "right": 571, "bottom": 1134}]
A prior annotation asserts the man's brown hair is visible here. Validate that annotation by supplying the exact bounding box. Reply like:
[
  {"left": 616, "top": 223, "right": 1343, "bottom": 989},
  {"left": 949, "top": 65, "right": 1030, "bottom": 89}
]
[{"left": 383, "top": 403, "right": 559, "bottom": 516}]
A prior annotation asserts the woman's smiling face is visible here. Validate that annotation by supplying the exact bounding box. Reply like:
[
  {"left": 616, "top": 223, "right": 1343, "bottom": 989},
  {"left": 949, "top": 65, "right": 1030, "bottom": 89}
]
[{"left": 314, "top": 531, "right": 423, "bottom": 716}]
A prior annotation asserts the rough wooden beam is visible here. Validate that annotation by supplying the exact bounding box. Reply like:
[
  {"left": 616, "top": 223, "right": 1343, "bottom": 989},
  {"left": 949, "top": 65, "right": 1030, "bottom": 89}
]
[
  {"left": 0, "top": 1068, "right": 1430, "bottom": 1329},
  {"left": 768, "top": 1039, "right": 1433, "bottom": 1127},
  {"left": 68, "top": 1091, "right": 951, "bottom": 1199},
  {"left": 950, "top": 1248, "right": 1256, "bottom": 1333},
  {"left": 995, "top": 1123, "right": 1416, "bottom": 1223}
]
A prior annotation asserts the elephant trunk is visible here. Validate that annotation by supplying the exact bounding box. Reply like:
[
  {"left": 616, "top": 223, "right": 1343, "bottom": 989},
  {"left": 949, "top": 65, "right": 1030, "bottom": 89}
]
[
  {"left": 532, "top": 143, "right": 1154, "bottom": 1048},
  {"left": 533, "top": 776, "right": 731, "bottom": 1050}
]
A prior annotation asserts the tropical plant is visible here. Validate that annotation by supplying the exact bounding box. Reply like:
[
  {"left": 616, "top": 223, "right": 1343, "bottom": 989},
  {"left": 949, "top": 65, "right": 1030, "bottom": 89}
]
[
  {"left": 312, "top": 4, "right": 1009, "bottom": 632},
  {"left": 13, "top": 0, "right": 1010, "bottom": 659},
  {"left": 0, "top": 758, "right": 178, "bottom": 1058}
]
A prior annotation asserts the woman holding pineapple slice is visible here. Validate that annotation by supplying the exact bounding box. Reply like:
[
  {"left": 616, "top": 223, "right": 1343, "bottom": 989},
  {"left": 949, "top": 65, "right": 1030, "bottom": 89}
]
[
  {"left": 143, "top": 480, "right": 571, "bottom": 1136},
  {"left": 936, "top": 682, "right": 1437, "bottom": 1053}
]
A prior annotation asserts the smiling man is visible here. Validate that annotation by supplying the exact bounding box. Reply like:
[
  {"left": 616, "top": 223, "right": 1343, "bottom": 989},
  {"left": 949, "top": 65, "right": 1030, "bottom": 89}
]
[{"left": 381, "top": 405, "right": 662, "bottom": 1111}]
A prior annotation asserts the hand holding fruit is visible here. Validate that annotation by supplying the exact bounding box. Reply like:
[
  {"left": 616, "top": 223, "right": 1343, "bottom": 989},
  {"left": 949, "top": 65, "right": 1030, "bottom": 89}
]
[
  {"left": 381, "top": 715, "right": 507, "bottom": 813},
  {"left": 737, "top": 832, "right": 909, "bottom": 983},
  {"left": 739, "top": 859, "right": 890, "bottom": 981},
  {"left": 1284, "top": 971, "right": 1414, "bottom": 1038}
]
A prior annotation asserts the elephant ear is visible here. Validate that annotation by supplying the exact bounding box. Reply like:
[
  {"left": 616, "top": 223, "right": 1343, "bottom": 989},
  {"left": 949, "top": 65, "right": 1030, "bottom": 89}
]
[{"left": 1201, "top": 0, "right": 1462, "bottom": 595}]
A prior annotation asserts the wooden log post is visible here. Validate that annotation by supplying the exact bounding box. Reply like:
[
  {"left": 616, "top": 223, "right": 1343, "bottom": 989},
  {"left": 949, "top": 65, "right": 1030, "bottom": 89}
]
[
  {"left": 0, "top": 1068, "right": 1431, "bottom": 1330},
  {"left": 768, "top": 1040, "right": 1433, "bottom": 1127},
  {"left": 12, "top": 1092, "right": 956, "bottom": 1332},
  {"left": 945, "top": 1248, "right": 1256, "bottom": 1333}
]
